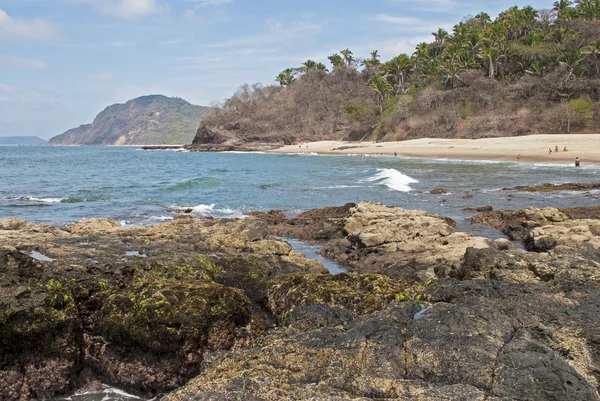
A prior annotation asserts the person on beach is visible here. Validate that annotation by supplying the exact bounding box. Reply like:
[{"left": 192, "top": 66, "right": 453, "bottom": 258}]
[
  {"left": 575, "top": 157, "right": 581, "bottom": 167},
  {"left": 555, "top": 145, "right": 559, "bottom": 153},
  {"left": 564, "top": 146, "right": 568, "bottom": 152},
  {"left": 394, "top": 151, "right": 397, "bottom": 157},
  {"left": 548, "top": 148, "right": 552, "bottom": 154}
]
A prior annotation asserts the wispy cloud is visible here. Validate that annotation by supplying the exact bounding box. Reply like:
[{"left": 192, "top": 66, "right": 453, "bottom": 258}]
[
  {"left": 74, "top": 0, "right": 168, "bottom": 20},
  {"left": 0, "top": 8, "right": 60, "bottom": 41},
  {"left": 183, "top": 9, "right": 203, "bottom": 22},
  {"left": 388, "top": 0, "right": 461, "bottom": 13},
  {"left": 210, "top": 18, "right": 322, "bottom": 49},
  {"left": 90, "top": 72, "right": 115, "bottom": 81},
  {"left": 187, "top": 0, "right": 233, "bottom": 7},
  {"left": 0, "top": 84, "right": 16, "bottom": 94},
  {"left": 375, "top": 14, "right": 424, "bottom": 26},
  {"left": 0, "top": 55, "right": 47, "bottom": 69}
]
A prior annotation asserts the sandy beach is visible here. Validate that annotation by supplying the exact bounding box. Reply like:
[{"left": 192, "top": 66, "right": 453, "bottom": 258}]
[{"left": 270, "top": 134, "right": 600, "bottom": 164}]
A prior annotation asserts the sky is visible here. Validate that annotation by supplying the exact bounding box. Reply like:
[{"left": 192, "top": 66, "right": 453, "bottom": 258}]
[{"left": 1, "top": 0, "right": 554, "bottom": 139}]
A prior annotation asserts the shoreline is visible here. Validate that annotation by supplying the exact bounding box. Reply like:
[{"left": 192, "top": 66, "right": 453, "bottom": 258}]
[{"left": 269, "top": 134, "right": 600, "bottom": 165}]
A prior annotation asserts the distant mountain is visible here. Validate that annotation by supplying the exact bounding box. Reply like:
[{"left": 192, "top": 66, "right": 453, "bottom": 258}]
[
  {"left": 0, "top": 136, "right": 48, "bottom": 146},
  {"left": 49, "top": 95, "right": 210, "bottom": 145}
]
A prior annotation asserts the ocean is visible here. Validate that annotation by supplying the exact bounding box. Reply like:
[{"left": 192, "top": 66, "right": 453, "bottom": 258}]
[
  {"left": 1, "top": 146, "right": 598, "bottom": 235},
  {"left": 1, "top": 146, "right": 599, "bottom": 400}
]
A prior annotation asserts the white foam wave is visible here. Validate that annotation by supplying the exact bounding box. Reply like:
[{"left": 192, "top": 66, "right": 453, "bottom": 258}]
[
  {"left": 168, "top": 204, "right": 246, "bottom": 218},
  {"left": 22, "top": 196, "right": 64, "bottom": 203},
  {"left": 191, "top": 203, "right": 215, "bottom": 215},
  {"left": 361, "top": 169, "right": 418, "bottom": 192},
  {"left": 316, "top": 185, "right": 363, "bottom": 189}
]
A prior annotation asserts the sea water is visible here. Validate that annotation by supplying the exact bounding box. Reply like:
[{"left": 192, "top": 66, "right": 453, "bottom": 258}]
[
  {"left": 1, "top": 146, "right": 598, "bottom": 234},
  {"left": 2, "top": 146, "right": 599, "bottom": 401}
]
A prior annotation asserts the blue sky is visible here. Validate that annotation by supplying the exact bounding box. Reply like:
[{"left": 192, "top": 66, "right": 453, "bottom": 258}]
[{"left": 1, "top": 0, "right": 553, "bottom": 139}]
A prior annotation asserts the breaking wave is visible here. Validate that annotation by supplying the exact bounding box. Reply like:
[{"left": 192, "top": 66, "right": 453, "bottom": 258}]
[{"left": 361, "top": 169, "right": 418, "bottom": 192}]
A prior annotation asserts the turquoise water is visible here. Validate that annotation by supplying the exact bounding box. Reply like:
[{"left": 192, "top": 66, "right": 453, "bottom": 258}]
[{"left": 1, "top": 146, "right": 599, "bottom": 236}]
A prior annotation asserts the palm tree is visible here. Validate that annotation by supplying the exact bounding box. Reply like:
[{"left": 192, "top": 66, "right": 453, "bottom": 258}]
[
  {"left": 382, "top": 54, "right": 413, "bottom": 92},
  {"left": 363, "top": 50, "right": 381, "bottom": 70},
  {"left": 275, "top": 68, "right": 297, "bottom": 87},
  {"left": 340, "top": 49, "right": 355, "bottom": 67},
  {"left": 575, "top": 0, "right": 600, "bottom": 20},
  {"left": 474, "top": 12, "right": 491, "bottom": 25},
  {"left": 328, "top": 54, "right": 345, "bottom": 69},
  {"left": 479, "top": 38, "right": 507, "bottom": 79},
  {"left": 369, "top": 75, "right": 393, "bottom": 113},
  {"left": 553, "top": 0, "right": 573, "bottom": 18},
  {"left": 525, "top": 61, "right": 549, "bottom": 76},
  {"left": 315, "top": 62, "right": 328, "bottom": 72},
  {"left": 433, "top": 28, "right": 449, "bottom": 47},
  {"left": 301, "top": 60, "right": 318, "bottom": 71},
  {"left": 560, "top": 45, "right": 584, "bottom": 75},
  {"left": 440, "top": 59, "right": 464, "bottom": 87}
]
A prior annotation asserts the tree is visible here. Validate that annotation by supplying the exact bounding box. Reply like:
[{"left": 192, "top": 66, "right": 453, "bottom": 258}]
[
  {"left": 553, "top": 0, "right": 574, "bottom": 18},
  {"left": 315, "top": 62, "right": 328, "bottom": 72},
  {"left": 382, "top": 54, "right": 413, "bottom": 92},
  {"left": 328, "top": 54, "right": 345, "bottom": 69},
  {"left": 363, "top": 50, "right": 382, "bottom": 70},
  {"left": 433, "top": 28, "right": 450, "bottom": 47},
  {"left": 475, "top": 12, "right": 492, "bottom": 25},
  {"left": 275, "top": 68, "right": 297, "bottom": 87},
  {"left": 302, "top": 60, "right": 318, "bottom": 71},
  {"left": 369, "top": 75, "right": 393, "bottom": 113},
  {"left": 575, "top": 0, "right": 600, "bottom": 20},
  {"left": 479, "top": 38, "right": 507, "bottom": 79},
  {"left": 340, "top": 49, "right": 355, "bottom": 67},
  {"left": 440, "top": 59, "right": 465, "bottom": 87}
]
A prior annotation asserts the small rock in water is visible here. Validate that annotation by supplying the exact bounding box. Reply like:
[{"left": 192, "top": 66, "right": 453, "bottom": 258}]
[{"left": 431, "top": 187, "right": 447, "bottom": 195}]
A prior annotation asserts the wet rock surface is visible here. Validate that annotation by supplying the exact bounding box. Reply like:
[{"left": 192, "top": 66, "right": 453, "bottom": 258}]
[
  {"left": 163, "top": 202, "right": 600, "bottom": 401},
  {"left": 0, "top": 217, "right": 326, "bottom": 400},
  {"left": 319, "top": 201, "right": 489, "bottom": 281},
  {"left": 503, "top": 182, "right": 600, "bottom": 192},
  {"left": 4, "top": 201, "right": 600, "bottom": 401},
  {"left": 249, "top": 203, "right": 356, "bottom": 242}
]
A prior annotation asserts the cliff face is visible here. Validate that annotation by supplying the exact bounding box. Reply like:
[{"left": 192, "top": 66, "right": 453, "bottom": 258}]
[{"left": 50, "top": 95, "right": 209, "bottom": 146}]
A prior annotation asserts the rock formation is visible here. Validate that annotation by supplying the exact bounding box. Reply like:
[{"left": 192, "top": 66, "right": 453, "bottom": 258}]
[{"left": 3, "top": 202, "right": 600, "bottom": 400}]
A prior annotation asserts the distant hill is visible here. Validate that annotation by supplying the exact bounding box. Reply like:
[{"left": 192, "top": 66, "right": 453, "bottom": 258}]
[
  {"left": 0, "top": 136, "right": 48, "bottom": 146},
  {"left": 49, "top": 95, "right": 209, "bottom": 145}
]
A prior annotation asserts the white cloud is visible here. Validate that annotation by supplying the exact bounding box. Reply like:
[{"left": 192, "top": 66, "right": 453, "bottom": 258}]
[
  {"left": 0, "top": 55, "right": 47, "bottom": 69},
  {"left": 183, "top": 9, "right": 202, "bottom": 22},
  {"left": 187, "top": 0, "right": 233, "bottom": 7},
  {"left": 90, "top": 72, "right": 115, "bottom": 81},
  {"left": 0, "top": 84, "right": 16, "bottom": 94},
  {"left": 75, "top": 0, "right": 168, "bottom": 19},
  {"left": 375, "top": 14, "right": 424, "bottom": 26},
  {"left": 389, "top": 0, "right": 460, "bottom": 12},
  {"left": 0, "top": 8, "right": 60, "bottom": 41}
]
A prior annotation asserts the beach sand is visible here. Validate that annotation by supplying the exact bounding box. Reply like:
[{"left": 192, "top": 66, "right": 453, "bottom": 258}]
[{"left": 270, "top": 134, "right": 600, "bottom": 164}]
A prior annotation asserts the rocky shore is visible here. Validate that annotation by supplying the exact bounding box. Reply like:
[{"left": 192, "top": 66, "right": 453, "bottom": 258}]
[{"left": 2, "top": 202, "right": 600, "bottom": 400}]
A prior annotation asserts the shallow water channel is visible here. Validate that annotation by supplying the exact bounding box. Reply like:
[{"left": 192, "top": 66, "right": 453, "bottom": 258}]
[{"left": 280, "top": 237, "right": 348, "bottom": 274}]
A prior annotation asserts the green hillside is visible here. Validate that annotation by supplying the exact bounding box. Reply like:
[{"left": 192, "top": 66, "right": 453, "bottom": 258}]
[{"left": 50, "top": 95, "right": 209, "bottom": 145}]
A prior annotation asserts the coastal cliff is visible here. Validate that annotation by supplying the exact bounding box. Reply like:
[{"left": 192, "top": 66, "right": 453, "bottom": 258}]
[{"left": 49, "top": 95, "right": 209, "bottom": 146}]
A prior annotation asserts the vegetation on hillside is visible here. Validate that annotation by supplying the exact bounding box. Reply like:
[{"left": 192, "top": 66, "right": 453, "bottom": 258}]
[
  {"left": 196, "top": 1, "right": 600, "bottom": 146},
  {"left": 50, "top": 95, "right": 209, "bottom": 146}
]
